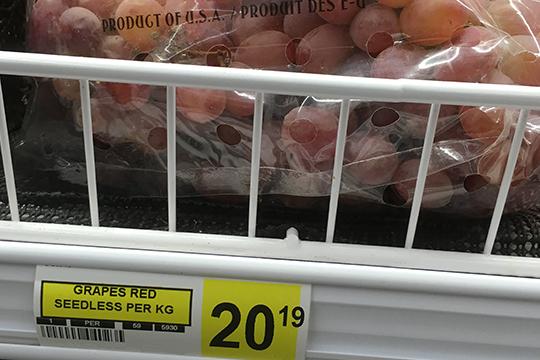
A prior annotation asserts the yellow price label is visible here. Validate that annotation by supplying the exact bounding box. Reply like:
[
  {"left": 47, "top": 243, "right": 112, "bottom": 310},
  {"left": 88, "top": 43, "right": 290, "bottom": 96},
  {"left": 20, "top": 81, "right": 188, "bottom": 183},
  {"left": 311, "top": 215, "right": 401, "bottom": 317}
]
[
  {"left": 201, "top": 279, "right": 309, "bottom": 360},
  {"left": 41, "top": 281, "right": 192, "bottom": 325}
]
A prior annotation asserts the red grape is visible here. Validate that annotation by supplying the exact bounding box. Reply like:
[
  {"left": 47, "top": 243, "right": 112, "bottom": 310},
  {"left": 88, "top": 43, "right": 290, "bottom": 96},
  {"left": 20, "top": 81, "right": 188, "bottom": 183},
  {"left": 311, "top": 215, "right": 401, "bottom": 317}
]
[
  {"left": 230, "top": 14, "right": 283, "bottom": 45},
  {"left": 432, "top": 26, "right": 501, "bottom": 82},
  {"left": 108, "top": 102, "right": 169, "bottom": 153},
  {"left": 58, "top": 7, "right": 102, "bottom": 56},
  {"left": 460, "top": 0, "right": 491, "bottom": 25},
  {"left": 350, "top": 4, "right": 400, "bottom": 56},
  {"left": 478, "top": 140, "right": 528, "bottom": 185},
  {"left": 212, "top": 0, "right": 241, "bottom": 11},
  {"left": 525, "top": 116, "right": 540, "bottom": 176},
  {"left": 100, "top": 82, "right": 152, "bottom": 109},
  {"left": 33, "top": 0, "right": 69, "bottom": 17},
  {"left": 365, "top": 32, "right": 396, "bottom": 58},
  {"left": 487, "top": 0, "right": 540, "bottom": 36},
  {"left": 400, "top": 0, "right": 469, "bottom": 47},
  {"left": 74, "top": 99, "right": 121, "bottom": 139},
  {"left": 176, "top": 88, "right": 227, "bottom": 123},
  {"left": 433, "top": 48, "right": 498, "bottom": 83},
  {"left": 213, "top": 117, "right": 284, "bottom": 167},
  {"left": 344, "top": 133, "right": 399, "bottom": 186},
  {"left": 483, "top": 69, "right": 514, "bottom": 85},
  {"left": 321, "top": 101, "right": 365, "bottom": 135},
  {"left": 500, "top": 35, "right": 540, "bottom": 86},
  {"left": 53, "top": 79, "right": 81, "bottom": 103},
  {"left": 116, "top": 0, "right": 164, "bottom": 52},
  {"left": 459, "top": 106, "right": 506, "bottom": 144},
  {"left": 296, "top": 24, "right": 355, "bottom": 74},
  {"left": 78, "top": 0, "right": 122, "bottom": 18},
  {"left": 262, "top": 119, "right": 288, "bottom": 168},
  {"left": 100, "top": 35, "right": 135, "bottom": 59},
  {"left": 225, "top": 63, "right": 255, "bottom": 118},
  {"left": 283, "top": 0, "right": 325, "bottom": 39},
  {"left": 337, "top": 51, "right": 373, "bottom": 77},
  {"left": 86, "top": 99, "right": 112, "bottom": 136},
  {"left": 450, "top": 26, "right": 499, "bottom": 47},
  {"left": 400, "top": 102, "right": 459, "bottom": 121},
  {"left": 282, "top": 106, "right": 339, "bottom": 172},
  {"left": 317, "top": 1, "right": 362, "bottom": 25},
  {"left": 76, "top": 89, "right": 166, "bottom": 154},
  {"left": 133, "top": 102, "right": 169, "bottom": 146},
  {"left": 501, "top": 51, "right": 540, "bottom": 86},
  {"left": 234, "top": 31, "right": 291, "bottom": 70},
  {"left": 503, "top": 34, "right": 540, "bottom": 53},
  {"left": 370, "top": 44, "right": 429, "bottom": 79},
  {"left": 28, "top": 0, "right": 68, "bottom": 53},
  {"left": 377, "top": 0, "right": 413, "bottom": 8},
  {"left": 226, "top": 89, "right": 256, "bottom": 118},
  {"left": 391, "top": 159, "right": 454, "bottom": 209}
]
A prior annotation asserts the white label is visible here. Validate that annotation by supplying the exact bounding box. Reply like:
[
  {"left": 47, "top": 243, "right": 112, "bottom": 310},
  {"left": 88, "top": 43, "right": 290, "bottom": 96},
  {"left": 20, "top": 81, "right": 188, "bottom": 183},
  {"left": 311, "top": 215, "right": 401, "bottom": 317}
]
[{"left": 34, "top": 266, "right": 311, "bottom": 359}]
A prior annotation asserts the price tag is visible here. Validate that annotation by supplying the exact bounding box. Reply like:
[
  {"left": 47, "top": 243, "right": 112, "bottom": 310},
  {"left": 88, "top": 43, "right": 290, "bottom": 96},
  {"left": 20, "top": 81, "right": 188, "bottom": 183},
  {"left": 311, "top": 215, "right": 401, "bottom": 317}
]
[
  {"left": 202, "top": 279, "right": 311, "bottom": 360},
  {"left": 34, "top": 266, "right": 311, "bottom": 360}
]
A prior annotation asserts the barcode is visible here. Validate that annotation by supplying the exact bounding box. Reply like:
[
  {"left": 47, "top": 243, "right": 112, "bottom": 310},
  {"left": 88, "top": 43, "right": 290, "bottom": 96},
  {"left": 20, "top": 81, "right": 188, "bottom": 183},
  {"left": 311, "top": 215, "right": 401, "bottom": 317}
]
[{"left": 39, "top": 325, "right": 125, "bottom": 343}]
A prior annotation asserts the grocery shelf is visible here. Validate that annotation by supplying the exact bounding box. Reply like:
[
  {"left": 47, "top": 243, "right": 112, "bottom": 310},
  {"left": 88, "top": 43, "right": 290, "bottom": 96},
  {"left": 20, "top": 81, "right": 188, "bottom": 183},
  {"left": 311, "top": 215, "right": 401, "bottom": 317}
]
[
  {"left": 2, "top": 240, "right": 540, "bottom": 360},
  {"left": 1, "top": 51, "right": 540, "bottom": 359}
]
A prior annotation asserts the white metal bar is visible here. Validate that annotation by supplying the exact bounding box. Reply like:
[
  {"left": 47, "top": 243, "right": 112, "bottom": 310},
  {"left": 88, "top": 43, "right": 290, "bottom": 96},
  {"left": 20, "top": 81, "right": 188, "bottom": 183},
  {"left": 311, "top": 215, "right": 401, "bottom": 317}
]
[
  {"left": 326, "top": 99, "right": 351, "bottom": 243},
  {"left": 166, "top": 86, "right": 176, "bottom": 232},
  {"left": 5, "top": 240, "right": 540, "bottom": 300},
  {"left": 1, "top": 52, "right": 540, "bottom": 110},
  {"left": 0, "top": 78, "right": 19, "bottom": 222},
  {"left": 484, "top": 109, "right": 530, "bottom": 255},
  {"left": 248, "top": 92, "right": 264, "bottom": 238},
  {"left": 79, "top": 80, "right": 99, "bottom": 227},
  {"left": 3, "top": 221, "right": 540, "bottom": 278},
  {"left": 404, "top": 103, "right": 441, "bottom": 249}
]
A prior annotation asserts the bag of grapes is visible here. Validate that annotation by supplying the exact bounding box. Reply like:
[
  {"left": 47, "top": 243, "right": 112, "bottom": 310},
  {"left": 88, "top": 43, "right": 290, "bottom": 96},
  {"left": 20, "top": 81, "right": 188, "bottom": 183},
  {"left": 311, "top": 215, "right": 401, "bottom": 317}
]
[{"left": 18, "top": 0, "right": 540, "bottom": 215}]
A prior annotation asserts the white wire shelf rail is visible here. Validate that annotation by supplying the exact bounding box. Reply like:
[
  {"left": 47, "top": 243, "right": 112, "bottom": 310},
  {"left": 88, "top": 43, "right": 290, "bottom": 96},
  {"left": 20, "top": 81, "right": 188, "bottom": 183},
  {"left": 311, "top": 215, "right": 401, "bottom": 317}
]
[
  {"left": 1, "top": 51, "right": 540, "bottom": 359},
  {"left": 0, "top": 51, "right": 539, "bottom": 270}
]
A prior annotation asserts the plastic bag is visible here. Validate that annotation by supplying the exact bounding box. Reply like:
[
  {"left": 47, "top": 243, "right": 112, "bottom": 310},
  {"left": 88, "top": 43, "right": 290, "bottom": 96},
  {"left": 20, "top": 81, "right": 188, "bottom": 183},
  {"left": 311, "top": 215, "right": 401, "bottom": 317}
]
[
  {"left": 1, "top": 0, "right": 32, "bottom": 133},
  {"left": 18, "top": 0, "right": 540, "bottom": 215}
]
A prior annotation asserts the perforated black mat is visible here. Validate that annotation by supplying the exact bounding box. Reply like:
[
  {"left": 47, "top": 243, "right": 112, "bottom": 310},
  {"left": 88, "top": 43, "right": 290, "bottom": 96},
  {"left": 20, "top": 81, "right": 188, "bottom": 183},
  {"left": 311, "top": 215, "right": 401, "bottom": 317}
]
[{"left": 1, "top": 177, "right": 540, "bottom": 257}]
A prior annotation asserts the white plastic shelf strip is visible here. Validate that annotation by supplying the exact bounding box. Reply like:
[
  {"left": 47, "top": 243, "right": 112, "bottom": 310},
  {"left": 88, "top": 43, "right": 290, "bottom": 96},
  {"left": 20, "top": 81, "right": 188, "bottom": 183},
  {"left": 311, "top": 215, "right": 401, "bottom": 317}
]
[
  {"left": 2, "top": 222, "right": 540, "bottom": 278},
  {"left": 1, "top": 51, "right": 540, "bottom": 256}
]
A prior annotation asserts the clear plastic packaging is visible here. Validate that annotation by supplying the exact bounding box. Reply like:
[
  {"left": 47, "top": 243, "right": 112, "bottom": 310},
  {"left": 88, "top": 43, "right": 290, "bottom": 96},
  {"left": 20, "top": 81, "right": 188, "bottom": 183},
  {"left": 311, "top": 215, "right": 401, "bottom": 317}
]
[{"left": 18, "top": 0, "right": 540, "bottom": 215}]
